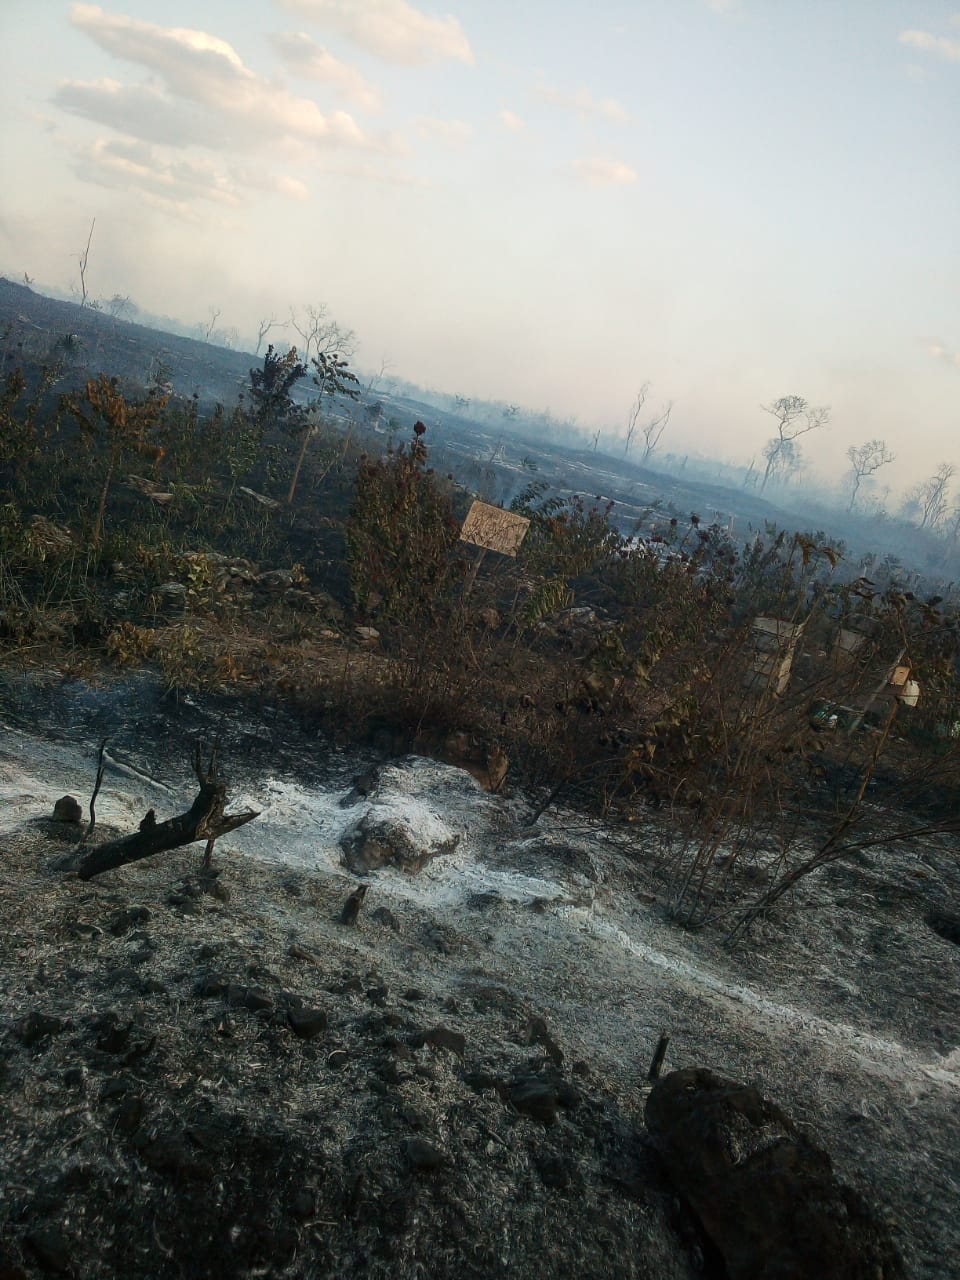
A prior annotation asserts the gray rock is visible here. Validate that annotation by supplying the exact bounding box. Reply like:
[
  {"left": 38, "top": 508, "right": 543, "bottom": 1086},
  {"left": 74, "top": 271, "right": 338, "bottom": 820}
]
[{"left": 340, "top": 809, "right": 459, "bottom": 874}]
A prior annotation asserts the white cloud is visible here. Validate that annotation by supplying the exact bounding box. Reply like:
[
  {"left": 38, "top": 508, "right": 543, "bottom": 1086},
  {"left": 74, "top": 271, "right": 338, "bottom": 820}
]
[
  {"left": 572, "top": 157, "right": 638, "bottom": 187},
  {"left": 275, "top": 0, "right": 473, "bottom": 65},
  {"left": 497, "top": 109, "right": 524, "bottom": 133},
  {"left": 899, "top": 28, "right": 960, "bottom": 63},
  {"left": 54, "top": 79, "right": 225, "bottom": 148},
  {"left": 66, "top": 5, "right": 383, "bottom": 152},
  {"left": 75, "top": 137, "right": 242, "bottom": 214},
  {"left": 535, "top": 81, "right": 629, "bottom": 123},
  {"left": 414, "top": 116, "right": 472, "bottom": 148},
  {"left": 270, "top": 31, "right": 381, "bottom": 112},
  {"left": 705, "top": 0, "right": 735, "bottom": 13},
  {"left": 927, "top": 340, "right": 960, "bottom": 367}
]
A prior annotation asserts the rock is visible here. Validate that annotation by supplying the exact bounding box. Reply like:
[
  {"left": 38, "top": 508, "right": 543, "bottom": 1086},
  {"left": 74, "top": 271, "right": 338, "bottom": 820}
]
[
  {"left": 354, "top": 625, "right": 380, "bottom": 646},
  {"left": 409, "top": 1026, "right": 465, "bottom": 1057},
  {"left": 645, "top": 1067, "right": 905, "bottom": 1280},
  {"left": 288, "top": 1007, "right": 327, "bottom": 1040},
  {"left": 157, "top": 581, "right": 187, "bottom": 605},
  {"left": 405, "top": 1137, "right": 443, "bottom": 1171},
  {"left": 24, "top": 1227, "right": 72, "bottom": 1274},
  {"left": 525, "top": 1015, "right": 564, "bottom": 1067},
  {"left": 339, "top": 883, "right": 368, "bottom": 925},
  {"left": 370, "top": 906, "right": 400, "bottom": 932},
  {"left": 52, "top": 796, "right": 82, "bottom": 823},
  {"left": 226, "top": 984, "right": 274, "bottom": 1013},
  {"left": 327, "top": 1050, "right": 350, "bottom": 1071},
  {"left": 13, "top": 1012, "right": 69, "bottom": 1046},
  {"left": 108, "top": 906, "right": 151, "bottom": 936},
  {"left": 340, "top": 809, "right": 459, "bottom": 874},
  {"left": 509, "top": 1078, "right": 559, "bottom": 1125}
]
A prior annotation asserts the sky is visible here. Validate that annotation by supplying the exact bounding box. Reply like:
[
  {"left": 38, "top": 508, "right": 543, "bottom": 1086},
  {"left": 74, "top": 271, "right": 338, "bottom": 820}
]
[{"left": 0, "top": 0, "right": 957, "bottom": 491}]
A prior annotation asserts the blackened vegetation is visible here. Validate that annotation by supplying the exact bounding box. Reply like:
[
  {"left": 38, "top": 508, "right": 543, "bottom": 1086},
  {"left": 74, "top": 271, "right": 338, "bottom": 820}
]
[
  {"left": 1, "top": 288, "right": 959, "bottom": 932},
  {"left": 74, "top": 744, "right": 259, "bottom": 881}
]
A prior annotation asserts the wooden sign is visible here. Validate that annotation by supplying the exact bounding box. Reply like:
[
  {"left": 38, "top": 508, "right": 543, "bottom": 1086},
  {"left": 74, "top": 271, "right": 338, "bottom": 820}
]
[{"left": 459, "top": 501, "right": 530, "bottom": 557}]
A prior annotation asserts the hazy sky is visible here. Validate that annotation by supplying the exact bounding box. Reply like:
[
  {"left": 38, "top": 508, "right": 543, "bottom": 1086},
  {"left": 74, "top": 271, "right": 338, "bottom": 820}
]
[{"left": 0, "top": 1, "right": 957, "bottom": 489}]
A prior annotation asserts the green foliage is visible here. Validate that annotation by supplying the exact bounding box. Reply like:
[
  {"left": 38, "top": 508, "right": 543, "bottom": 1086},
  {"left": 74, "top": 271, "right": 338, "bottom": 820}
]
[{"left": 346, "top": 423, "right": 460, "bottom": 624}]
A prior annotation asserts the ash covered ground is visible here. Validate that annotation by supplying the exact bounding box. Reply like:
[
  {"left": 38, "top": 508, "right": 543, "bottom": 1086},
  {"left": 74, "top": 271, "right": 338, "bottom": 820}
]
[{"left": 1, "top": 673, "right": 958, "bottom": 1279}]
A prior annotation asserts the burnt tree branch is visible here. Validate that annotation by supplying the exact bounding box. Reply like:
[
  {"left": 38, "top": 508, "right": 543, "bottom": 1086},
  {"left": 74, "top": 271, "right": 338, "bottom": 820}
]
[{"left": 75, "top": 745, "right": 259, "bottom": 881}]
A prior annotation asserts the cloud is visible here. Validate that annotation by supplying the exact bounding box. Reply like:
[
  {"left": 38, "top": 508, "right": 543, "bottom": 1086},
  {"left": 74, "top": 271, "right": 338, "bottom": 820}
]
[
  {"left": 275, "top": 0, "right": 473, "bottom": 65},
  {"left": 535, "top": 81, "right": 629, "bottom": 123},
  {"left": 269, "top": 31, "right": 381, "bottom": 111},
  {"left": 927, "top": 340, "right": 960, "bottom": 367},
  {"left": 571, "top": 157, "right": 638, "bottom": 187},
  {"left": 705, "top": 0, "right": 736, "bottom": 13},
  {"left": 74, "top": 137, "right": 243, "bottom": 214},
  {"left": 414, "top": 115, "right": 472, "bottom": 147},
  {"left": 898, "top": 28, "right": 960, "bottom": 62},
  {"left": 65, "top": 5, "right": 383, "bottom": 152},
  {"left": 54, "top": 79, "right": 226, "bottom": 148},
  {"left": 497, "top": 109, "right": 524, "bottom": 133}
]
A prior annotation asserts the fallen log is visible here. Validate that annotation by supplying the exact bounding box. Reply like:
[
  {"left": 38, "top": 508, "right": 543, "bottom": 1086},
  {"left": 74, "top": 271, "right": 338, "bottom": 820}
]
[{"left": 75, "top": 745, "right": 260, "bottom": 881}]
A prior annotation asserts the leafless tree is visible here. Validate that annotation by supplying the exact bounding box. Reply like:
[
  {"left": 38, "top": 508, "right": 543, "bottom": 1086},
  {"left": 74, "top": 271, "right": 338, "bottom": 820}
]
[
  {"left": 624, "top": 384, "right": 673, "bottom": 463},
  {"left": 846, "top": 438, "right": 895, "bottom": 511},
  {"left": 759, "top": 395, "right": 830, "bottom": 490},
  {"left": 76, "top": 218, "right": 95, "bottom": 309},
  {"left": 909, "top": 462, "right": 956, "bottom": 530},
  {"left": 289, "top": 304, "right": 355, "bottom": 367},
  {"left": 200, "top": 306, "right": 222, "bottom": 341},
  {"left": 255, "top": 314, "right": 286, "bottom": 355},
  {"left": 107, "top": 294, "right": 133, "bottom": 321}
]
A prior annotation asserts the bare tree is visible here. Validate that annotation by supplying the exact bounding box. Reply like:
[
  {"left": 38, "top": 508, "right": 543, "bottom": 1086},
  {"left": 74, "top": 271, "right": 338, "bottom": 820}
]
[
  {"left": 624, "top": 382, "right": 649, "bottom": 455},
  {"left": 289, "top": 304, "right": 355, "bottom": 367},
  {"left": 759, "top": 395, "right": 830, "bottom": 490},
  {"left": 909, "top": 462, "right": 956, "bottom": 530},
  {"left": 106, "top": 294, "right": 133, "bottom": 321},
  {"left": 641, "top": 402, "right": 672, "bottom": 464},
  {"left": 846, "top": 439, "right": 895, "bottom": 511},
  {"left": 624, "top": 384, "right": 673, "bottom": 463},
  {"left": 200, "top": 306, "right": 222, "bottom": 341},
  {"left": 255, "top": 314, "right": 285, "bottom": 355},
  {"left": 76, "top": 218, "right": 95, "bottom": 309}
]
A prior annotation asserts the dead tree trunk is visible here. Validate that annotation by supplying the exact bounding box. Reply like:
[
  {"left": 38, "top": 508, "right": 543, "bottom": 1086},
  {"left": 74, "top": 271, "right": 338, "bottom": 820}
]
[{"left": 75, "top": 746, "right": 259, "bottom": 881}]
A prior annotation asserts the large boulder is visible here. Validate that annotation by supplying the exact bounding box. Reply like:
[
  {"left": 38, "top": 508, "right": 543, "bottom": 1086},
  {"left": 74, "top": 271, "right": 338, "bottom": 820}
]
[
  {"left": 645, "top": 1068, "right": 904, "bottom": 1280},
  {"left": 339, "top": 760, "right": 477, "bottom": 874}
]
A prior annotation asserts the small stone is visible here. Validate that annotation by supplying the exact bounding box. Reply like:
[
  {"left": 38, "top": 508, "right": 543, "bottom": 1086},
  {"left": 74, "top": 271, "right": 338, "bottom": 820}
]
[
  {"left": 288, "top": 1007, "right": 327, "bottom": 1040},
  {"left": 402, "top": 988, "right": 425, "bottom": 1002},
  {"left": 52, "top": 796, "right": 83, "bottom": 824},
  {"left": 327, "top": 1050, "right": 349, "bottom": 1071},
  {"left": 370, "top": 906, "right": 400, "bottom": 932},
  {"left": 227, "top": 985, "right": 273, "bottom": 1013},
  {"left": 410, "top": 1026, "right": 465, "bottom": 1057},
  {"left": 405, "top": 1137, "right": 443, "bottom": 1171}
]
